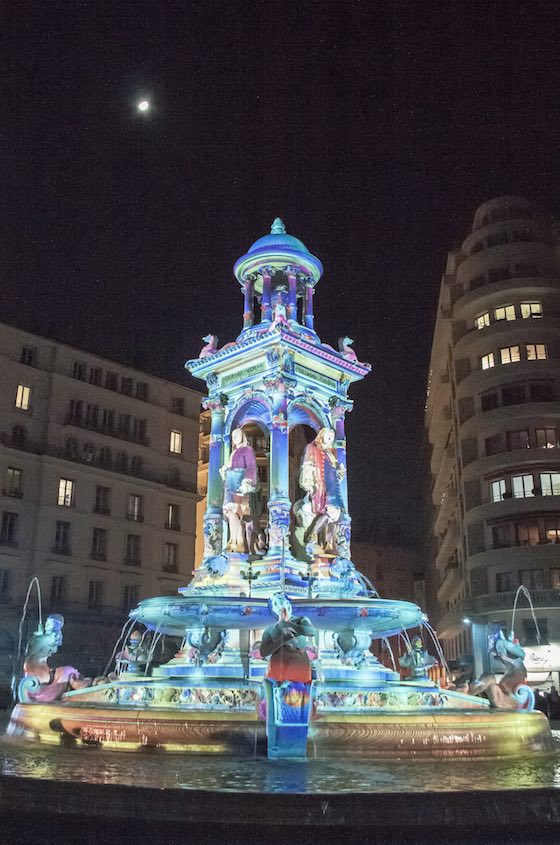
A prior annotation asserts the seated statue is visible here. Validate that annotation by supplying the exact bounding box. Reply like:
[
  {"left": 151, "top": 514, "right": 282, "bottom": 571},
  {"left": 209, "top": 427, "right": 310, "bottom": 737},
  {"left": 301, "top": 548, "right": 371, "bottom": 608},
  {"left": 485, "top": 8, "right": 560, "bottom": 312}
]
[
  {"left": 19, "top": 614, "right": 94, "bottom": 702},
  {"left": 297, "top": 427, "right": 345, "bottom": 554},
  {"left": 220, "top": 427, "right": 260, "bottom": 554},
  {"left": 260, "top": 594, "right": 317, "bottom": 683},
  {"left": 399, "top": 634, "right": 437, "bottom": 681},
  {"left": 469, "top": 626, "right": 534, "bottom": 709}
]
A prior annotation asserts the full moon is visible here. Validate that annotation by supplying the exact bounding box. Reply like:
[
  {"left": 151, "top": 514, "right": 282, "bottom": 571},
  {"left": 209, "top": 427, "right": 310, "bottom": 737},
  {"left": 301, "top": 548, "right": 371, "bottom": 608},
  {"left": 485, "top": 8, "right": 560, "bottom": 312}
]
[{"left": 137, "top": 100, "right": 150, "bottom": 112}]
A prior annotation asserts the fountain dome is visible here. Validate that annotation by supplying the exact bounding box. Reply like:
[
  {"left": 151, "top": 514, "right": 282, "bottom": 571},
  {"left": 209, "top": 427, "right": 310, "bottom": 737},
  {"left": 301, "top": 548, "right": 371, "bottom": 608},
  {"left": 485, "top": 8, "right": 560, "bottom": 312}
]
[{"left": 233, "top": 217, "right": 323, "bottom": 288}]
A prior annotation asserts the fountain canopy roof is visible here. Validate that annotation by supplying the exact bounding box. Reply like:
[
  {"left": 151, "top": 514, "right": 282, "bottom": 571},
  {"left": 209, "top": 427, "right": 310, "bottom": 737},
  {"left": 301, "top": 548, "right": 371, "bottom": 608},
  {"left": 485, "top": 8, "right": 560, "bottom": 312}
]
[{"left": 233, "top": 218, "right": 324, "bottom": 287}]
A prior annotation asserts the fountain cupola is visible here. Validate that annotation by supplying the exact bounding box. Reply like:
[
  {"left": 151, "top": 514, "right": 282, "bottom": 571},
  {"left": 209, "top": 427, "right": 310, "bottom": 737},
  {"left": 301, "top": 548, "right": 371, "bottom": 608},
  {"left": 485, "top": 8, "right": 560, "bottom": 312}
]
[{"left": 233, "top": 218, "right": 323, "bottom": 334}]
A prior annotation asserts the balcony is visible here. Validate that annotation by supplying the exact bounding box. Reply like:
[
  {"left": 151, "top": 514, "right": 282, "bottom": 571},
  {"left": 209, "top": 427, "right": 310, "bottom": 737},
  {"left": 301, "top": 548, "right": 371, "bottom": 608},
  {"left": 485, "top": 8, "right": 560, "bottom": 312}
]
[
  {"left": 162, "top": 564, "right": 179, "bottom": 574},
  {"left": 126, "top": 514, "right": 144, "bottom": 523},
  {"left": 2, "top": 488, "right": 23, "bottom": 499},
  {"left": 470, "top": 589, "right": 560, "bottom": 615},
  {"left": 93, "top": 506, "right": 111, "bottom": 515},
  {"left": 90, "top": 551, "right": 107, "bottom": 562},
  {"left": 51, "top": 545, "right": 71, "bottom": 556},
  {"left": 123, "top": 557, "right": 141, "bottom": 567},
  {"left": 164, "top": 522, "right": 180, "bottom": 531},
  {"left": 64, "top": 414, "right": 150, "bottom": 447}
]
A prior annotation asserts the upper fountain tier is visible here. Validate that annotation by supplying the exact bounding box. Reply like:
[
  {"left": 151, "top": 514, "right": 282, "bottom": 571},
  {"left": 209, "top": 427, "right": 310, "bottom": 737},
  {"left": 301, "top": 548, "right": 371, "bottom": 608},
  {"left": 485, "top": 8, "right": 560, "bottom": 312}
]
[{"left": 233, "top": 218, "right": 324, "bottom": 292}]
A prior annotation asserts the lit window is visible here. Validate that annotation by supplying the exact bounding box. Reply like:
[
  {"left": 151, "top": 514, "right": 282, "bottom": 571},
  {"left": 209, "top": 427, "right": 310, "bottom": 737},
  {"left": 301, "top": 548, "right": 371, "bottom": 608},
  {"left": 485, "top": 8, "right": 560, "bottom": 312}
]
[
  {"left": 475, "top": 312, "right": 490, "bottom": 330},
  {"left": 166, "top": 503, "right": 180, "bottom": 530},
  {"left": 127, "top": 494, "right": 143, "bottom": 522},
  {"left": 169, "top": 430, "right": 182, "bottom": 454},
  {"left": 490, "top": 479, "right": 506, "bottom": 502},
  {"left": 58, "top": 478, "right": 74, "bottom": 507},
  {"left": 545, "top": 520, "right": 560, "bottom": 544},
  {"left": 536, "top": 428, "right": 558, "bottom": 448},
  {"left": 512, "top": 474, "right": 534, "bottom": 498},
  {"left": 494, "top": 305, "right": 515, "bottom": 321},
  {"left": 500, "top": 345, "right": 520, "bottom": 364},
  {"left": 481, "top": 353, "right": 495, "bottom": 370},
  {"left": 515, "top": 522, "right": 540, "bottom": 545},
  {"left": 520, "top": 302, "right": 542, "bottom": 319},
  {"left": 540, "top": 473, "right": 560, "bottom": 496},
  {"left": 526, "top": 343, "right": 547, "bottom": 360},
  {"left": 15, "top": 384, "right": 31, "bottom": 411}
]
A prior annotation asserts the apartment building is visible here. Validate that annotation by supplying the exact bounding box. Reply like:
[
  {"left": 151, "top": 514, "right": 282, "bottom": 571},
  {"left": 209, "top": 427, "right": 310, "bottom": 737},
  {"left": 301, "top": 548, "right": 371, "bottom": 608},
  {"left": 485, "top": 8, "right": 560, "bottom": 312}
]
[
  {"left": 0, "top": 322, "right": 201, "bottom": 683},
  {"left": 425, "top": 196, "right": 560, "bottom": 688}
]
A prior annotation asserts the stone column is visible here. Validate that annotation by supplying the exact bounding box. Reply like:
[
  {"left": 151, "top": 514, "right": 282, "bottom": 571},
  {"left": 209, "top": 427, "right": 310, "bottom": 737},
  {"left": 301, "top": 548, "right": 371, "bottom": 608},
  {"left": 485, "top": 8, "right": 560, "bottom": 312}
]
[
  {"left": 260, "top": 266, "right": 273, "bottom": 323},
  {"left": 331, "top": 402, "right": 351, "bottom": 560},
  {"left": 202, "top": 398, "right": 226, "bottom": 560},
  {"left": 286, "top": 266, "right": 298, "bottom": 322},
  {"left": 303, "top": 280, "right": 315, "bottom": 331},
  {"left": 242, "top": 275, "right": 255, "bottom": 330},
  {"left": 264, "top": 377, "right": 291, "bottom": 557}
]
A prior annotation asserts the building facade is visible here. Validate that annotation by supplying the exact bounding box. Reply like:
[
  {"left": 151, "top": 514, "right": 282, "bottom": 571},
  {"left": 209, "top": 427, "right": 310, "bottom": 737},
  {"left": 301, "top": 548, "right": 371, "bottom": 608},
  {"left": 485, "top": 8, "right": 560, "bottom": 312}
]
[
  {"left": 0, "top": 322, "right": 201, "bottom": 684},
  {"left": 425, "top": 196, "right": 560, "bottom": 688}
]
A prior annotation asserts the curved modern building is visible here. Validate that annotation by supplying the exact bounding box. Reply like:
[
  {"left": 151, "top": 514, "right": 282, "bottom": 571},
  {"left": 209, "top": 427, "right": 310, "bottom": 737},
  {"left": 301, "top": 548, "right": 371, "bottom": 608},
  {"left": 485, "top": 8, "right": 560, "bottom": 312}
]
[{"left": 425, "top": 196, "right": 560, "bottom": 689}]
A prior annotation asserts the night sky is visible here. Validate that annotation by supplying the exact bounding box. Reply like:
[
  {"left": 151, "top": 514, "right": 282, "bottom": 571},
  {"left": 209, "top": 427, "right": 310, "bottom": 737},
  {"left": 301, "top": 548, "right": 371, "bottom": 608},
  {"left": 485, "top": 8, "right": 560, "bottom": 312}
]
[{"left": 2, "top": 2, "right": 560, "bottom": 547}]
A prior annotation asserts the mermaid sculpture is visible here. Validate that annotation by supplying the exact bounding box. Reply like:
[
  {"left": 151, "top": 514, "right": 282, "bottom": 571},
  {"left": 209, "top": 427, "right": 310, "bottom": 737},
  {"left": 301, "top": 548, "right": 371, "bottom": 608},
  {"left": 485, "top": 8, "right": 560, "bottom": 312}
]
[
  {"left": 19, "top": 614, "right": 93, "bottom": 703},
  {"left": 469, "top": 625, "right": 534, "bottom": 710}
]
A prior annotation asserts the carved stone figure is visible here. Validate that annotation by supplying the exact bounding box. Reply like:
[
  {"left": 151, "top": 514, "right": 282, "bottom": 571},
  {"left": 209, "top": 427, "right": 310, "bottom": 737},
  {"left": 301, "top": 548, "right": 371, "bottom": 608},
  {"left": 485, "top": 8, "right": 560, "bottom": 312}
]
[
  {"left": 399, "top": 634, "right": 437, "bottom": 681},
  {"left": 220, "top": 427, "right": 259, "bottom": 553},
  {"left": 298, "top": 427, "right": 345, "bottom": 553},
  {"left": 260, "top": 594, "right": 317, "bottom": 683},
  {"left": 469, "top": 627, "right": 534, "bottom": 709},
  {"left": 19, "top": 614, "right": 93, "bottom": 702}
]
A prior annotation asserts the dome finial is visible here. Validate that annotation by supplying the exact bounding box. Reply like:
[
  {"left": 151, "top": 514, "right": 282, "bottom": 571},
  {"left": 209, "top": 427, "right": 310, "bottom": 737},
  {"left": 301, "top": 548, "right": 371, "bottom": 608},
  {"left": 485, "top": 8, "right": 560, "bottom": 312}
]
[{"left": 271, "top": 217, "right": 286, "bottom": 235}]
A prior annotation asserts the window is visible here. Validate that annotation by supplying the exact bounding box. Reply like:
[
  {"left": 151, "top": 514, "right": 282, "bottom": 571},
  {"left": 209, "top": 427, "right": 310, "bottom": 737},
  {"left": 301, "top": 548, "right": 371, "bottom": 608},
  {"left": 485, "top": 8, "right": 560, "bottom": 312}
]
[
  {"left": 496, "top": 571, "right": 516, "bottom": 592},
  {"left": 516, "top": 521, "right": 540, "bottom": 545},
  {"left": 550, "top": 569, "right": 560, "bottom": 588},
  {"left": 545, "top": 519, "right": 560, "bottom": 543},
  {"left": 536, "top": 428, "right": 558, "bottom": 448},
  {"left": 127, "top": 494, "right": 143, "bottom": 522},
  {"left": 169, "top": 430, "right": 182, "bottom": 454},
  {"left": 526, "top": 343, "right": 547, "bottom": 360},
  {"left": 530, "top": 382, "right": 554, "bottom": 402},
  {"left": 11, "top": 425, "right": 26, "bottom": 449},
  {"left": 82, "top": 442, "right": 95, "bottom": 464},
  {"left": 136, "top": 382, "right": 148, "bottom": 400},
  {"left": 122, "top": 584, "right": 138, "bottom": 612},
  {"left": 485, "top": 434, "right": 502, "bottom": 455},
  {"left": 58, "top": 478, "right": 74, "bottom": 507},
  {"left": 502, "top": 384, "right": 525, "bottom": 406},
  {"left": 166, "top": 503, "right": 180, "bottom": 530},
  {"left": 500, "top": 345, "right": 520, "bottom": 364},
  {"left": 133, "top": 418, "right": 147, "bottom": 443},
  {"left": 258, "top": 464, "right": 268, "bottom": 483},
  {"left": 121, "top": 377, "right": 133, "bottom": 396},
  {"left": 102, "top": 409, "right": 114, "bottom": 432},
  {"left": 521, "top": 569, "right": 544, "bottom": 591},
  {"left": 131, "top": 455, "right": 143, "bottom": 476},
  {"left": 163, "top": 542, "right": 178, "bottom": 572},
  {"left": 85, "top": 404, "right": 99, "bottom": 428},
  {"left": 21, "top": 346, "right": 36, "bottom": 366},
  {"left": 481, "top": 353, "right": 495, "bottom": 370},
  {"left": 115, "top": 451, "right": 128, "bottom": 473},
  {"left": 492, "top": 523, "right": 511, "bottom": 549},
  {"left": 495, "top": 305, "right": 516, "bottom": 322},
  {"left": 512, "top": 474, "right": 534, "bottom": 498},
  {"left": 125, "top": 534, "right": 141, "bottom": 566},
  {"left": 481, "top": 391, "right": 498, "bottom": 412},
  {"left": 475, "top": 312, "right": 490, "bottom": 330},
  {"left": 65, "top": 437, "right": 78, "bottom": 458},
  {"left": 0, "top": 568, "right": 10, "bottom": 597},
  {"left": 172, "top": 396, "right": 184, "bottom": 415},
  {"left": 540, "top": 473, "right": 560, "bottom": 496},
  {"left": 99, "top": 446, "right": 112, "bottom": 468},
  {"left": 15, "top": 384, "right": 31, "bottom": 411},
  {"left": 68, "top": 399, "right": 83, "bottom": 424},
  {"left": 507, "top": 430, "right": 530, "bottom": 450},
  {"left": 72, "top": 361, "right": 86, "bottom": 380},
  {"left": 50, "top": 575, "right": 66, "bottom": 605},
  {"left": 53, "top": 521, "right": 71, "bottom": 555},
  {"left": 4, "top": 467, "right": 23, "bottom": 498},
  {"left": 488, "top": 267, "right": 510, "bottom": 283},
  {"left": 523, "top": 618, "right": 548, "bottom": 645},
  {"left": 94, "top": 485, "right": 111, "bottom": 515},
  {"left": 0, "top": 512, "right": 18, "bottom": 546},
  {"left": 105, "top": 371, "right": 118, "bottom": 391},
  {"left": 521, "top": 301, "right": 542, "bottom": 319},
  {"left": 117, "top": 413, "right": 130, "bottom": 437},
  {"left": 87, "top": 580, "right": 103, "bottom": 610},
  {"left": 89, "top": 367, "right": 102, "bottom": 385},
  {"left": 490, "top": 479, "right": 506, "bottom": 502},
  {"left": 91, "top": 527, "right": 107, "bottom": 560}
]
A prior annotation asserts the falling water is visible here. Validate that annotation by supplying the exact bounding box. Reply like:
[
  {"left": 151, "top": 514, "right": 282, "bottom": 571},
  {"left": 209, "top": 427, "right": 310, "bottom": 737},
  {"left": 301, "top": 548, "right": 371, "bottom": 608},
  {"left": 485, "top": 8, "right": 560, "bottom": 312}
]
[
  {"left": 380, "top": 637, "right": 397, "bottom": 671},
  {"left": 102, "top": 616, "right": 137, "bottom": 677},
  {"left": 11, "top": 577, "right": 43, "bottom": 699},
  {"left": 422, "top": 620, "right": 451, "bottom": 676},
  {"left": 511, "top": 585, "right": 541, "bottom": 644}
]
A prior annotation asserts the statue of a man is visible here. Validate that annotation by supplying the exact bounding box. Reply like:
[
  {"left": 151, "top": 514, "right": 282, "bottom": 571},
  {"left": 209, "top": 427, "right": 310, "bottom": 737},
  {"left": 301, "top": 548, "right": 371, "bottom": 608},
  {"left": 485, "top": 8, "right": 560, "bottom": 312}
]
[
  {"left": 298, "top": 427, "right": 345, "bottom": 552},
  {"left": 220, "top": 427, "right": 258, "bottom": 553}
]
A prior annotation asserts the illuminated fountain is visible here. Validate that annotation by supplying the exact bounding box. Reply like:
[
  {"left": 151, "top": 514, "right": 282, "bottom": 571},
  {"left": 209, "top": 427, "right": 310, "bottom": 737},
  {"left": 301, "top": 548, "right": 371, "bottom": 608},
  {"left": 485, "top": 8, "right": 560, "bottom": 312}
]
[{"left": 9, "top": 220, "right": 553, "bottom": 758}]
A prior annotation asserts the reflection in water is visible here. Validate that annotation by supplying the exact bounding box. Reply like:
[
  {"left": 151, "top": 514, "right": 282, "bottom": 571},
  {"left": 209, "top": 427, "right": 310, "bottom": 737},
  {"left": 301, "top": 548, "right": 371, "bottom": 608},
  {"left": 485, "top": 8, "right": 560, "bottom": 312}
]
[{"left": 0, "top": 731, "right": 559, "bottom": 794}]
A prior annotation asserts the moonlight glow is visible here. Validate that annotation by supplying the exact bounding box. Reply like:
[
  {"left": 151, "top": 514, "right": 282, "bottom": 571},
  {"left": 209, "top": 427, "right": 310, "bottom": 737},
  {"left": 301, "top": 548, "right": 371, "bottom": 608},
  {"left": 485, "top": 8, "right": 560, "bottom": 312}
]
[{"left": 137, "top": 100, "right": 150, "bottom": 112}]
